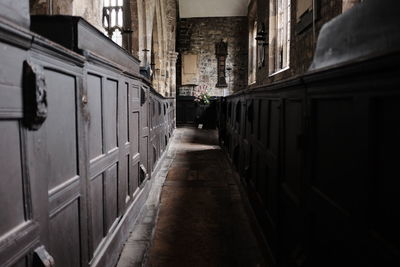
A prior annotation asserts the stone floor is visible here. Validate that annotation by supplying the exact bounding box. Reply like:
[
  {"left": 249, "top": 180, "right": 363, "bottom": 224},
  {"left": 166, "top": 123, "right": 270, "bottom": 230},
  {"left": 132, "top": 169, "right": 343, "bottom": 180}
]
[{"left": 117, "top": 127, "right": 266, "bottom": 267}]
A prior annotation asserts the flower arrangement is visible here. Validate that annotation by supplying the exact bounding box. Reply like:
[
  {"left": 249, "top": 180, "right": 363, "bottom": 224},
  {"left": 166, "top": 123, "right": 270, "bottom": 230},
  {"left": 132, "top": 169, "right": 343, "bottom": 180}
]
[{"left": 193, "top": 84, "right": 211, "bottom": 105}]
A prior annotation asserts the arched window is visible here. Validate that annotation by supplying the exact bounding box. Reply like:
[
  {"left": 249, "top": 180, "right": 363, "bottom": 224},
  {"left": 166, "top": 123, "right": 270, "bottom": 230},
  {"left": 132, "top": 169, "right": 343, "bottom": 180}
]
[
  {"left": 103, "top": 0, "right": 129, "bottom": 48},
  {"left": 269, "top": 0, "right": 291, "bottom": 75}
]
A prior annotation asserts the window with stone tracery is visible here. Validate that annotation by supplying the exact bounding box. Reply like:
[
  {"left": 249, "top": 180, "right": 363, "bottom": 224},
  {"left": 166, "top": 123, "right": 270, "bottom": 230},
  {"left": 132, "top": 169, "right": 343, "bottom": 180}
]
[
  {"left": 103, "top": 0, "right": 124, "bottom": 46},
  {"left": 248, "top": 20, "right": 257, "bottom": 84},
  {"left": 269, "top": 0, "right": 291, "bottom": 75}
]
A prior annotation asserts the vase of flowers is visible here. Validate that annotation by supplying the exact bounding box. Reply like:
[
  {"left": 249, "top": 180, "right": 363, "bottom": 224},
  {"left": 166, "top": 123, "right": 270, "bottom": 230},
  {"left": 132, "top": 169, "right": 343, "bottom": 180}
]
[{"left": 193, "top": 84, "right": 211, "bottom": 105}]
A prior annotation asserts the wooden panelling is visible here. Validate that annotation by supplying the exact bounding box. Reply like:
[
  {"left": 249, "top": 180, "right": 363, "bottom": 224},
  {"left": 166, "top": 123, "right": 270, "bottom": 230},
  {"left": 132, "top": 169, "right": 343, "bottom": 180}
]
[
  {"left": 176, "top": 96, "right": 218, "bottom": 128},
  {"left": 122, "top": 82, "right": 129, "bottom": 144},
  {"left": 0, "top": 15, "right": 176, "bottom": 267},
  {"left": 0, "top": 40, "right": 26, "bottom": 119},
  {"left": 104, "top": 79, "right": 118, "bottom": 151},
  {"left": 11, "top": 256, "right": 27, "bottom": 267},
  {"left": 104, "top": 164, "right": 119, "bottom": 233},
  {"left": 132, "top": 112, "right": 139, "bottom": 154},
  {"left": 43, "top": 69, "right": 78, "bottom": 190},
  {"left": 259, "top": 100, "right": 269, "bottom": 147},
  {"left": 221, "top": 52, "right": 400, "bottom": 266},
  {"left": 90, "top": 173, "right": 104, "bottom": 256},
  {"left": 87, "top": 74, "right": 104, "bottom": 160},
  {"left": 282, "top": 99, "right": 303, "bottom": 200},
  {"left": 371, "top": 96, "right": 400, "bottom": 251},
  {"left": 49, "top": 200, "right": 81, "bottom": 267},
  {"left": 0, "top": 121, "right": 25, "bottom": 237},
  {"left": 124, "top": 155, "right": 131, "bottom": 199},
  {"left": 0, "top": 42, "right": 26, "bottom": 89},
  {"left": 0, "top": 0, "right": 29, "bottom": 28},
  {"left": 311, "top": 97, "right": 363, "bottom": 213}
]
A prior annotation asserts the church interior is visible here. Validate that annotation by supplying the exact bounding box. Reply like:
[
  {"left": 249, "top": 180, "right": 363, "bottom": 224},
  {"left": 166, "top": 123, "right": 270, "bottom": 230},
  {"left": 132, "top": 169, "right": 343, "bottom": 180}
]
[{"left": 1, "top": 0, "right": 399, "bottom": 266}]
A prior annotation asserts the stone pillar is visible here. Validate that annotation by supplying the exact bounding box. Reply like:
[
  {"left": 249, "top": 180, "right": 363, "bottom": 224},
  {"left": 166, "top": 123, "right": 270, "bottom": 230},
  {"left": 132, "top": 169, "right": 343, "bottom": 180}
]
[
  {"left": 161, "top": 58, "right": 167, "bottom": 95},
  {"left": 158, "top": 58, "right": 165, "bottom": 95},
  {"left": 168, "top": 51, "right": 179, "bottom": 97}
]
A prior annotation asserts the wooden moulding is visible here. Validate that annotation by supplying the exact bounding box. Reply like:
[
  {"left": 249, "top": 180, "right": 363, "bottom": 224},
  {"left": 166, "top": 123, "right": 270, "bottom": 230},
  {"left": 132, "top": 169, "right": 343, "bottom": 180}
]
[
  {"left": 0, "top": 0, "right": 30, "bottom": 28},
  {"left": 30, "top": 15, "right": 140, "bottom": 76}
]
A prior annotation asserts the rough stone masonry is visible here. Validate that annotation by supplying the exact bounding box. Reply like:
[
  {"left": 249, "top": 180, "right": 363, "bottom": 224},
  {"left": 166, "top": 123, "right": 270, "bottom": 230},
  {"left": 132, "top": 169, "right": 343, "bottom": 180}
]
[{"left": 177, "top": 17, "right": 248, "bottom": 96}]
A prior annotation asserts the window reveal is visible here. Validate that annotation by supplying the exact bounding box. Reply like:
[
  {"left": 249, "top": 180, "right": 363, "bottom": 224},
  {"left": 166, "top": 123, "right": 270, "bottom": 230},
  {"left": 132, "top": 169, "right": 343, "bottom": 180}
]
[
  {"left": 248, "top": 21, "right": 257, "bottom": 84},
  {"left": 256, "top": 22, "right": 267, "bottom": 69},
  {"left": 215, "top": 40, "right": 228, "bottom": 88}
]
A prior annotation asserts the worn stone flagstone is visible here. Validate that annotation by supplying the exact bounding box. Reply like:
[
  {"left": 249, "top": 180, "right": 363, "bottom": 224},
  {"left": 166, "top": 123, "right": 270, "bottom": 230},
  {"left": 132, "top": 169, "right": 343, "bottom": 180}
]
[{"left": 145, "top": 127, "right": 266, "bottom": 267}]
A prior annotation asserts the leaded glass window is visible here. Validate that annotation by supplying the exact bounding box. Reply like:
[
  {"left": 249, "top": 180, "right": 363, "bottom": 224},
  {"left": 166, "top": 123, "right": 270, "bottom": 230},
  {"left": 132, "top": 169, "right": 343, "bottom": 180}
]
[
  {"left": 103, "top": 0, "right": 124, "bottom": 47},
  {"left": 269, "top": 0, "right": 291, "bottom": 75}
]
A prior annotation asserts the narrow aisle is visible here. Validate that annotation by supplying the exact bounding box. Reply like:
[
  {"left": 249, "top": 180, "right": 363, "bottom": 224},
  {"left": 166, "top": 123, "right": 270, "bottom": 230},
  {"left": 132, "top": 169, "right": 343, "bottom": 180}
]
[{"left": 145, "top": 127, "right": 266, "bottom": 267}]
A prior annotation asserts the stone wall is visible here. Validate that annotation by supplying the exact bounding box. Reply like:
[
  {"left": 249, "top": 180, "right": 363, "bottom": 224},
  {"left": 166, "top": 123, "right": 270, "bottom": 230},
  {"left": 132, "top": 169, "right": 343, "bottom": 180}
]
[
  {"left": 130, "top": 0, "right": 178, "bottom": 96},
  {"left": 177, "top": 17, "right": 248, "bottom": 96},
  {"left": 291, "top": 0, "right": 343, "bottom": 75},
  {"left": 30, "top": 0, "right": 49, "bottom": 15},
  {"left": 30, "top": 0, "right": 103, "bottom": 30},
  {"left": 250, "top": 0, "right": 343, "bottom": 86},
  {"left": 30, "top": 0, "right": 179, "bottom": 97}
]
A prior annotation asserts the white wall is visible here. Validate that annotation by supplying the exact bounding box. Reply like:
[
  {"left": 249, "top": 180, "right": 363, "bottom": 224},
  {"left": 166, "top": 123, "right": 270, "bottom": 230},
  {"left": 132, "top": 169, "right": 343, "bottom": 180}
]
[{"left": 179, "top": 0, "right": 248, "bottom": 18}]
